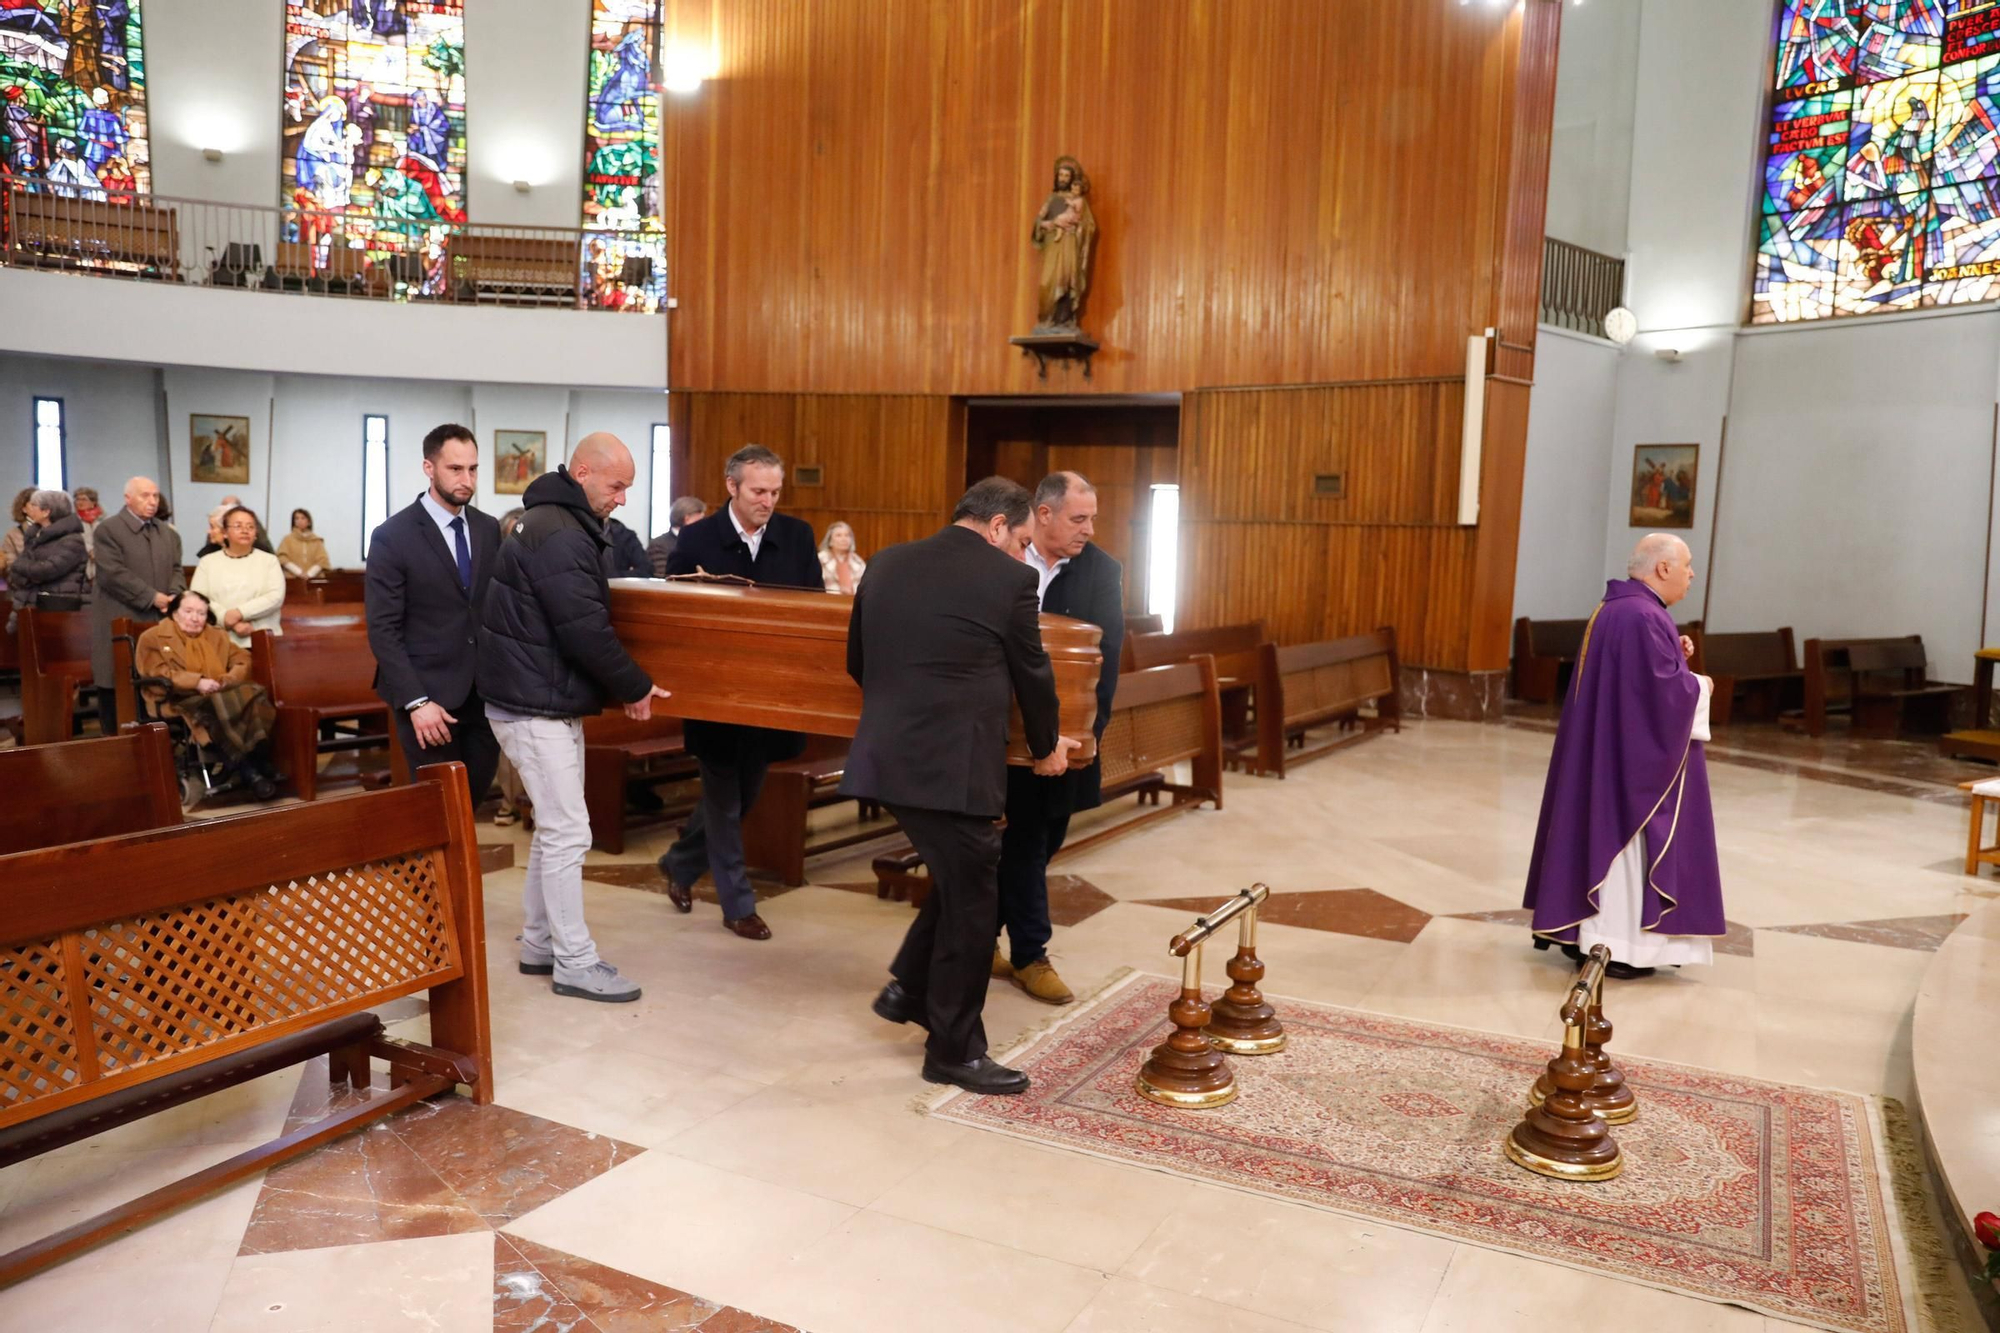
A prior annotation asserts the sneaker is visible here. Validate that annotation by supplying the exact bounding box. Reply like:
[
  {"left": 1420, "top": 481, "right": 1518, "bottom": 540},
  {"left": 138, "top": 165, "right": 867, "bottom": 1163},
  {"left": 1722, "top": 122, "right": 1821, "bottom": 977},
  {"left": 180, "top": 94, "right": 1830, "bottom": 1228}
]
[
  {"left": 1011, "top": 958, "right": 1075, "bottom": 1006},
  {"left": 517, "top": 935, "right": 553, "bottom": 976},
  {"left": 493, "top": 807, "right": 519, "bottom": 827},
  {"left": 991, "top": 947, "right": 1013, "bottom": 979},
  {"left": 552, "top": 961, "right": 642, "bottom": 1003}
]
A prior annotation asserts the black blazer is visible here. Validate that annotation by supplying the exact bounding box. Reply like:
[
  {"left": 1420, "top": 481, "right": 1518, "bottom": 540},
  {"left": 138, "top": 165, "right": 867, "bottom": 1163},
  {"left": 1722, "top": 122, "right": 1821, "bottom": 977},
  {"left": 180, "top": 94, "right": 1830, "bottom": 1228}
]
[
  {"left": 366, "top": 494, "right": 501, "bottom": 712},
  {"left": 1039, "top": 541, "right": 1124, "bottom": 811},
  {"left": 838, "top": 525, "right": 1060, "bottom": 819},
  {"left": 666, "top": 506, "right": 824, "bottom": 763}
]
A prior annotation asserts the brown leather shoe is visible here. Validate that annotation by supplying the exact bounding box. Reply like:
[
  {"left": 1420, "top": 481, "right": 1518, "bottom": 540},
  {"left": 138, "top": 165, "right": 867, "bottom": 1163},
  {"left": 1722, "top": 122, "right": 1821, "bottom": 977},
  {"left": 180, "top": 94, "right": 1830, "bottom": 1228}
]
[
  {"left": 656, "top": 855, "right": 693, "bottom": 913},
  {"left": 1012, "top": 958, "right": 1074, "bottom": 1005},
  {"left": 724, "top": 913, "right": 772, "bottom": 940},
  {"left": 991, "top": 947, "right": 1013, "bottom": 979}
]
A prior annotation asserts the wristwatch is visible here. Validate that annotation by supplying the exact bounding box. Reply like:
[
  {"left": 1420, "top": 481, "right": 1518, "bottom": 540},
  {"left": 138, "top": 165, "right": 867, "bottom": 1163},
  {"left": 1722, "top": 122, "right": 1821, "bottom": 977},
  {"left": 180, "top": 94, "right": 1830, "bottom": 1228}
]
[{"left": 407, "top": 697, "right": 430, "bottom": 712}]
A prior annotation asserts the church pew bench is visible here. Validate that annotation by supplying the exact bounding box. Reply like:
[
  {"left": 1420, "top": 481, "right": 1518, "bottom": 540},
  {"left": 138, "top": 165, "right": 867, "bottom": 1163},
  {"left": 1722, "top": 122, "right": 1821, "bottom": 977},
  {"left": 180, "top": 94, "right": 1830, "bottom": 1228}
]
[
  {"left": 1122, "top": 613, "right": 1164, "bottom": 646},
  {"left": 1125, "top": 621, "right": 1268, "bottom": 765},
  {"left": 1251, "top": 627, "right": 1402, "bottom": 778},
  {"left": 872, "top": 656, "right": 1224, "bottom": 904},
  {"left": 740, "top": 737, "right": 892, "bottom": 887},
  {"left": 279, "top": 601, "right": 367, "bottom": 634},
  {"left": 268, "top": 240, "right": 384, "bottom": 297},
  {"left": 1689, "top": 626, "right": 1802, "bottom": 727},
  {"left": 1511, "top": 616, "right": 1587, "bottom": 705},
  {"left": 16, "top": 607, "right": 94, "bottom": 745},
  {"left": 287, "top": 570, "right": 368, "bottom": 605},
  {"left": 4, "top": 190, "right": 179, "bottom": 278},
  {"left": 0, "top": 724, "right": 182, "bottom": 856},
  {"left": 1800, "top": 635, "right": 1959, "bottom": 738},
  {"left": 446, "top": 234, "right": 579, "bottom": 307},
  {"left": 251, "top": 627, "right": 408, "bottom": 801},
  {"left": 0, "top": 762, "right": 492, "bottom": 1287},
  {"left": 581, "top": 711, "right": 698, "bottom": 855}
]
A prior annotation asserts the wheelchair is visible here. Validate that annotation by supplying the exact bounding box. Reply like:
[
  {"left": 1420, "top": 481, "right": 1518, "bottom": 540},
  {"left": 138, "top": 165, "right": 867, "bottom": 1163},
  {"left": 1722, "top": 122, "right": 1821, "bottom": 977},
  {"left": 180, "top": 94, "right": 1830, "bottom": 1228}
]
[{"left": 118, "top": 632, "right": 276, "bottom": 810}]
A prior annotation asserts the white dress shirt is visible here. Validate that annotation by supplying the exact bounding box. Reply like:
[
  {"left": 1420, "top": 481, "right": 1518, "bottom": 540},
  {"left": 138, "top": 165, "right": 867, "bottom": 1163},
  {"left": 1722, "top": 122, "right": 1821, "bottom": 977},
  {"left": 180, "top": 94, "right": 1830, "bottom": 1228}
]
[
  {"left": 420, "top": 489, "right": 468, "bottom": 546},
  {"left": 1025, "top": 541, "right": 1070, "bottom": 609},
  {"left": 729, "top": 504, "right": 766, "bottom": 561}
]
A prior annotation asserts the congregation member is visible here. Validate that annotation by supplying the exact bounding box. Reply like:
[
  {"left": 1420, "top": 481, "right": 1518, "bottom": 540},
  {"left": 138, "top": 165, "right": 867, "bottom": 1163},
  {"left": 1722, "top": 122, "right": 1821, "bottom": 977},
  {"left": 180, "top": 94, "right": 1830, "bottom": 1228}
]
[
  {"left": 603, "top": 514, "right": 651, "bottom": 578},
  {"left": 217, "top": 494, "right": 274, "bottom": 552},
  {"left": 818, "top": 520, "right": 866, "bottom": 593},
  {"left": 194, "top": 506, "right": 227, "bottom": 559},
  {"left": 995, "top": 471, "right": 1123, "bottom": 1005},
  {"left": 660, "top": 445, "right": 822, "bottom": 941},
  {"left": 479, "top": 433, "right": 668, "bottom": 1003},
  {"left": 365, "top": 423, "right": 501, "bottom": 805},
  {"left": 1524, "top": 533, "right": 1725, "bottom": 980},
  {"left": 73, "top": 485, "right": 102, "bottom": 577},
  {"left": 90, "top": 475, "right": 184, "bottom": 736},
  {"left": 192, "top": 506, "right": 285, "bottom": 647},
  {"left": 5, "top": 488, "right": 91, "bottom": 634},
  {"left": 0, "top": 486, "right": 31, "bottom": 576},
  {"left": 277, "top": 508, "right": 331, "bottom": 578},
  {"left": 646, "top": 496, "right": 707, "bottom": 576},
  {"left": 135, "top": 589, "right": 281, "bottom": 800},
  {"left": 850, "top": 477, "right": 1079, "bottom": 1093}
]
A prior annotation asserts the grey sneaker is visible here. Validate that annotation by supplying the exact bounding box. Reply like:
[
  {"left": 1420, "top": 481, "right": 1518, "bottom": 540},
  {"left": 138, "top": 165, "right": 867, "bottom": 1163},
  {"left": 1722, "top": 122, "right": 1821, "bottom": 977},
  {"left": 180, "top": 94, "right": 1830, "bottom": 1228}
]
[
  {"left": 517, "top": 935, "right": 553, "bottom": 976},
  {"left": 552, "top": 961, "right": 642, "bottom": 1003}
]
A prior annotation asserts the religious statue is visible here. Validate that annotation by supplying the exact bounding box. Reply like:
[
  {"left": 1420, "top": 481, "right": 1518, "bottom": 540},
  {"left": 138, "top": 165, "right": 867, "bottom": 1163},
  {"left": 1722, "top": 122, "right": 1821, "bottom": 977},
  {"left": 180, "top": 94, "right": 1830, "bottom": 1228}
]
[{"left": 1031, "top": 156, "right": 1096, "bottom": 335}]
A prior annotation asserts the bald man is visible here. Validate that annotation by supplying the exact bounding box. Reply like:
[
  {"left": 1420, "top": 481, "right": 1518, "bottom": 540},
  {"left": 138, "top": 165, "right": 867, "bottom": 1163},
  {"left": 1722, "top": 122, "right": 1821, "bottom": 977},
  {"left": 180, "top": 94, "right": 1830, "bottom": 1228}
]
[
  {"left": 1523, "top": 534, "right": 1726, "bottom": 980},
  {"left": 478, "top": 433, "right": 669, "bottom": 1003},
  {"left": 90, "top": 475, "right": 184, "bottom": 733}
]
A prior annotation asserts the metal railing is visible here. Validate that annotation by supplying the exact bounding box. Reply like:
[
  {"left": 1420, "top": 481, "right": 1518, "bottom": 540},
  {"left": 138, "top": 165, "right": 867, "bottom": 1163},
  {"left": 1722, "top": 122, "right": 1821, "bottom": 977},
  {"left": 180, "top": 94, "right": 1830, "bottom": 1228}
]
[
  {"left": 1540, "top": 237, "right": 1625, "bottom": 339},
  {"left": 0, "top": 172, "right": 666, "bottom": 315}
]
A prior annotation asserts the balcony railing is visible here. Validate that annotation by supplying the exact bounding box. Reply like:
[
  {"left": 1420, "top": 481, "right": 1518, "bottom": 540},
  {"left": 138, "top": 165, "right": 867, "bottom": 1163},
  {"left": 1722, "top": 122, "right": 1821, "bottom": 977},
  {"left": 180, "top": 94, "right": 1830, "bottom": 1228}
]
[
  {"left": 0, "top": 172, "right": 665, "bottom": 314},
  {"left": 1540, "top": 237, "right": 1625, "bottom": 340}
]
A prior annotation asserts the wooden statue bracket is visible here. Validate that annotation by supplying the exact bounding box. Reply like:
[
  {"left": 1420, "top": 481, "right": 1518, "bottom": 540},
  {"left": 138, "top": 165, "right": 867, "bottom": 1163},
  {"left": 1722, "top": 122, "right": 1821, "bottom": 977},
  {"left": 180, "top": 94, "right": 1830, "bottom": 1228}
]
[{"left": 1009, "top": 332, "right": 1101, "bottom": 380}]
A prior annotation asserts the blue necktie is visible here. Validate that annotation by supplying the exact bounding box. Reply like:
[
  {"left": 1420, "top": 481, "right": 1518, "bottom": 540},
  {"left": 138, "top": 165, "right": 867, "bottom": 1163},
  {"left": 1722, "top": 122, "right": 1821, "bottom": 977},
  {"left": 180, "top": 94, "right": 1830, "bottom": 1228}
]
[{"left": 450, "top": 515, "right": 471, "bottom": 592}]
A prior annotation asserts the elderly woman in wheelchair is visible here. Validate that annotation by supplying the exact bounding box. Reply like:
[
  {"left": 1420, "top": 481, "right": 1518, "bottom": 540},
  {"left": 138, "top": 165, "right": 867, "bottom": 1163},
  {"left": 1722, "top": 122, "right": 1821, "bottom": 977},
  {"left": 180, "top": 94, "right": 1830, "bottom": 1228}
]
[{"left": 134, "top": 589, "right": 282, "bottom": 803}]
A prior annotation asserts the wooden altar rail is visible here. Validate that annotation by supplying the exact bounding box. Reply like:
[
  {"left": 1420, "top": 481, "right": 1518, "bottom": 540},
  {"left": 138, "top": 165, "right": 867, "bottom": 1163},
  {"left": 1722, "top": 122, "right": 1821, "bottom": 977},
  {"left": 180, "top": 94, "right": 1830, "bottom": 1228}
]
[
  {"left": 0, "top": 724, "right": 182, "bottom": 856},
  {"left": 0, "top": 763, "right": 491, "bottom": 1286}
]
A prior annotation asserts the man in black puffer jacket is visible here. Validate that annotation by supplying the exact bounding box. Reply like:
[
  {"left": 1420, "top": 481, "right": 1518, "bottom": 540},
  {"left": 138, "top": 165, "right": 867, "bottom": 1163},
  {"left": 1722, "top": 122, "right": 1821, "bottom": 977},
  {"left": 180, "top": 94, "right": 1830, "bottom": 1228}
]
[{"left": 478, "top": 433, "right": 669, "bottom": 1004}]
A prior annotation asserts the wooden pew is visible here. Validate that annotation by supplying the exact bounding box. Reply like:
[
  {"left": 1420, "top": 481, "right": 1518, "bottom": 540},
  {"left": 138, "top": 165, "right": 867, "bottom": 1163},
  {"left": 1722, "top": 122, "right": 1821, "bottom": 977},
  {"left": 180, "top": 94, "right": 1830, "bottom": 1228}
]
[
  {"left": 1123, "top": 613, "right": 1164, "bottom": 642},
  {"left": 268, "top": 240, "right": 382, "bottom": 296},
  {"left": 4, "top": 190, "right": 179, "bottom": 277},
  {"left": 580, "top": 711, "right": 698, "bottom": 855},
  {"left": 446, "top": 234, "right": 579, "bottom": 307},
  {"left": 1125, "top": 621, "right": 1268, "bottom": 765},
  {"left": 251, "top": 628, "right": 408, "bottom": 800},
  {"left": 16, "top": 608, "right": 94, "bottom": 745},
  {"left": 0, "top": 724, "right": 182, "bottom": 855},
  {"left": 1800, "top": 635, "right": 1960, "bottom": 737},
  {"left": 1251, "top": 628, "right": 1402, "bottom": 777},
  {"left": 1689, "top": 627, "right": 1802, "bottom": 727},
  {"left": 281, "top": 601, "right": 367, "bottom": 634},
  {"left": 1511, "top": 616, "right": 1587, "bottom": 705},
  {"left": 740, "top": 737, "right": 892, "bottom": 887},
  {"left": 292, "top": 570, "right": 367, "bottom": 605},
  {"left": 874, "top": 656, "right": 1224, "bottom": 903},
  {"left": 0, "top": 763, "right": 491, "bottom": 1287}
]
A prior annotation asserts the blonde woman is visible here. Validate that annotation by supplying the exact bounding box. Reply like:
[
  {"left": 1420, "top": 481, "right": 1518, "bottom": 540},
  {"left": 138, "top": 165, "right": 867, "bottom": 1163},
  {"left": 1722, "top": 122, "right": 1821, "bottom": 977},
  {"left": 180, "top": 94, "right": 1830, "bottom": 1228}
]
[{"left": 818, "top": 521, "right": 866, "bottom": 594}]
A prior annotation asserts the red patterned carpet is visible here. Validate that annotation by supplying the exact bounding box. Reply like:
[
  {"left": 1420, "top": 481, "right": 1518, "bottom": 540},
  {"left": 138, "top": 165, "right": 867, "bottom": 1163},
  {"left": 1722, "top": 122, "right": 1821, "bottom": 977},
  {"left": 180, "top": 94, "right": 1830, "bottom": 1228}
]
[{"left": 929, "top": 974, "right": 1915, "bottom": 1333}]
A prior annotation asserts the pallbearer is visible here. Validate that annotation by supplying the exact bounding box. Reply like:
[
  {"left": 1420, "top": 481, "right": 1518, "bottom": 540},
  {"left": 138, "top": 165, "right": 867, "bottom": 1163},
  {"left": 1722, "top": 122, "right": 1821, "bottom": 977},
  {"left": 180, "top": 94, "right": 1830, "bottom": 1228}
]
[{"left": 1523, "top": 534, "right": 1726, "bottom": 980}]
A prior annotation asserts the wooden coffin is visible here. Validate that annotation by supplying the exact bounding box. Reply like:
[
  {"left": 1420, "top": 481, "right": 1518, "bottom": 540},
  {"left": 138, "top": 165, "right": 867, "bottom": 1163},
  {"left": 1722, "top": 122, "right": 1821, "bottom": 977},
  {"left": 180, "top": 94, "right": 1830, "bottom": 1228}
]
[{"left": 609, "top": 580, "right": 1102, "bottom": 763}]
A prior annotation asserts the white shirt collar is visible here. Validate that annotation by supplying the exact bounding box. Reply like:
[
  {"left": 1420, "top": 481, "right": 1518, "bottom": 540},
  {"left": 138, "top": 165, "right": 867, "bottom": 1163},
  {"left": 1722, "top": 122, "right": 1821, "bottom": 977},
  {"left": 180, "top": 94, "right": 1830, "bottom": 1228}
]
[
  {"left": 729, "top": 504, "right": 766, "bottom": 559},
  {"left": 1025, "top": 541, "right": 1070, "bottom": 607},
  {"left": 420, "top": 489, "right": 465, "bottom": 542}
]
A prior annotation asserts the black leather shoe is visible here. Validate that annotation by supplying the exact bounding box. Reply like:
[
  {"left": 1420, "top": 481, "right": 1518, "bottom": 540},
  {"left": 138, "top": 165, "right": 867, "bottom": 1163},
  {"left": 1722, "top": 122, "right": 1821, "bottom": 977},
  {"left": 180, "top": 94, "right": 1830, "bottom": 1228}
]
[
  {"left": 872, "top": 981, "right": 925, "bottom": 1027},
  {"left": 1604, "top": 961, "right": 1656, "bottom": 980},
  {"left": 655, "top": 855, "right": 694, "bottom": 913},
  {"left": 921, "top": 1056, "right": 1030, "bottom": 1095}
]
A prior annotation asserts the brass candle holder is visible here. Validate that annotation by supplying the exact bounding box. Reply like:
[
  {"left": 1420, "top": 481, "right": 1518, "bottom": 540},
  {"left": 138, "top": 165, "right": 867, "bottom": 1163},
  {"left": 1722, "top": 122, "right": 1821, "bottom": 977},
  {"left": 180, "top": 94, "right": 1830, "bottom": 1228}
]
[{"left": 1135, "top": 885, "right": 1274, "bottom": 1109}]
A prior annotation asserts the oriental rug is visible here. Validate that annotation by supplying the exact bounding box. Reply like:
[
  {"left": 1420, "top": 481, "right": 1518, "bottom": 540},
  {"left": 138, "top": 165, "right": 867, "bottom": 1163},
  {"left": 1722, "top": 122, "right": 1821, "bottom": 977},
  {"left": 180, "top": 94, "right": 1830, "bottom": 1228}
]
[{"left": 927, "top": 973, "right": 1920, "bottom": 1333}]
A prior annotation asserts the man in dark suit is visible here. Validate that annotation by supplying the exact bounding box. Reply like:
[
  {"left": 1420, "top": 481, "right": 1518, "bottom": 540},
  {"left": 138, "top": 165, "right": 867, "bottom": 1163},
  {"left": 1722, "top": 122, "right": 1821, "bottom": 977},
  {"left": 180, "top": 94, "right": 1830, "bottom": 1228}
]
[
  {"left": 845, "top": 478, "right": 1080, "bottom": 1094},
  {"left": 365, "top": 422, "right": 503, "bottom": 802},
  {"left": 996, "top": 472, "right": 1124, "bottom": 1005},
  {"left": 660, "top": 444, "right": 823, "bottom": 940}
]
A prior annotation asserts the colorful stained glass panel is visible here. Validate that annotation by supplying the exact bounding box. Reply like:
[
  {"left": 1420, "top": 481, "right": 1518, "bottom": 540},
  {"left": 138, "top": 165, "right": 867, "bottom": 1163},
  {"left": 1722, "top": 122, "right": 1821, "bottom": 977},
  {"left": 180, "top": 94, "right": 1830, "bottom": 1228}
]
[
  {"left": 1926, "top": 176, "right": 2000, "bottom": 299},
  {"left": 581, "top": 0, "right": 666, "bottom": 313},
  {"left": 1778, "top": 0, "right": 1861, "bottom": 91},
  {"left": 0, "top": 1, "right": 149, "bottom": 196},
  {"left": 1848, "top": 72, "right": 1939, "bottom": 197},
  {"left": 1768, "top": 93, "right": 1851, "bottom": 213},
  {"left": 1755, "top": 208, "right": 1843, "bottom": 323},
  {"left": 1945, "top": 0, "right": 2000, "bottom": 62},
  {"left": 1835, "top": 191, "right": 1931, "bottom": 312},
  {"left": 1855, "top": 1, "right": 1945, "bottom": 82}
]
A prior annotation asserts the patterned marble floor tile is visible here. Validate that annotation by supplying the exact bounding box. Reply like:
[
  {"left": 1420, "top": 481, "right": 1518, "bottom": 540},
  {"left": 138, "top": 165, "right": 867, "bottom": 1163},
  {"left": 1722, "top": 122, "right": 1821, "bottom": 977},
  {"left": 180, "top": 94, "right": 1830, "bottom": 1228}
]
[
  {"left": 495, "top": 1234, "right": 724, "bottom": 1332},
  {"left": 1763, "top": 913, "right": 1969, "bottom": 951},
  {"left": 1136, "top": 887, "right": 1431, "bottom": 943},
  {"left": 696, "top": 1308, "right": 805, "bottom": 1333},
  {"left": 1046, "top": 874, "right": 1118, "bottom": 926},
  {"left": 1446, "top": 907, "right": 1758, "bottom": 957}
]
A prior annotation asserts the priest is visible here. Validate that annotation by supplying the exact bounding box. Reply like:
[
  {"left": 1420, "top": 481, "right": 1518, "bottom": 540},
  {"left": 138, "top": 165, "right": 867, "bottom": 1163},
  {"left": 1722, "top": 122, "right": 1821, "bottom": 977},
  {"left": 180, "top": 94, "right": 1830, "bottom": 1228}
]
[{"left": 1523, "top": 533, "right": 1725, "bottom": 980}]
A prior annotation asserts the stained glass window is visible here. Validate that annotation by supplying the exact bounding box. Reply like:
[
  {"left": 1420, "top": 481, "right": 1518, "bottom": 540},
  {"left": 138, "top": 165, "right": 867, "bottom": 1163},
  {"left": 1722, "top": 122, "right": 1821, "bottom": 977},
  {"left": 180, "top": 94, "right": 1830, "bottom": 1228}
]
[
  {"left": 581, "top": 0, "right": 666, "bottom": 313},
  {"left": 281, "top": 2, "right": 467, "bottom": 295},
  {"left": 0, "top": 2, "right": 149, "bottom": 197},
  {"left": 1749, "top": 2, "right": 2000, "bottom": 321}
]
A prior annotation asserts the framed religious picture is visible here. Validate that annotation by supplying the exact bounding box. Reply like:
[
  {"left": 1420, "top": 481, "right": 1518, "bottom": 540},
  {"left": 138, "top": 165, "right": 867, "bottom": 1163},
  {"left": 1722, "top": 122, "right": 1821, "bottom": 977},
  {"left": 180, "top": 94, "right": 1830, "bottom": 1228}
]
[
  {"left": 190, "top": 415, "right": 252, "bottom": 485},
  {"left": 1629, "top": 444, "right": 1697, "bottom": 529},
  {"left": 494, "top": 430, "right": 548, "bottom": 495}
]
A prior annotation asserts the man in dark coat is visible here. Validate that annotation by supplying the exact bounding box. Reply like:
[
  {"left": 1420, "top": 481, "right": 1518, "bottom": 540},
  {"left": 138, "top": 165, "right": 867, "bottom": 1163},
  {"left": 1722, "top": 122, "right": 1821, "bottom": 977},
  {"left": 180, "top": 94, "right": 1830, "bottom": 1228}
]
[
  {"left": 646, "top": 496, "right": 707, "bottom": 576},
  {"left": 846, "top": 478, "right": 1078, "bottom": 1095},
  {"left": 603, "top": 515, "right": 650, "bottom": 579},
  {"left": 90, "top": 475, "right": 183, "bottom": 733},
  {"left": 365, "top": 422, "right": 502, "bottom": 803},
  {"left": 996, "top": 472, "right": 1123, "bottom": 1005},
  {"left": 478, "top": 434, "right": 669, "bottom": 1003},
  {"left": 659, "top": 445, "right": 822, "bottom": 940}
]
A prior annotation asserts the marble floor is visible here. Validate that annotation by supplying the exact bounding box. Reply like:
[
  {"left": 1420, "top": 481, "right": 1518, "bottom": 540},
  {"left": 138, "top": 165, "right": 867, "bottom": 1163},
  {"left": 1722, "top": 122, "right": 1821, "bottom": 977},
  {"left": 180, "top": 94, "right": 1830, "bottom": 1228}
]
[{"left": 4, "top": 716, "right": 1998, "bottom": 1332}]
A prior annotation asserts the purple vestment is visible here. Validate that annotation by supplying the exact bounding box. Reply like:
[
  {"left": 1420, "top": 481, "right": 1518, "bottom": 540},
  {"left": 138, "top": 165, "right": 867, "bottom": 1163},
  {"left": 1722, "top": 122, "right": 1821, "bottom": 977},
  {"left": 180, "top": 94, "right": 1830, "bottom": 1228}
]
[{"left": 1523, "top": 579, "right": 1726, "bottom": 943}]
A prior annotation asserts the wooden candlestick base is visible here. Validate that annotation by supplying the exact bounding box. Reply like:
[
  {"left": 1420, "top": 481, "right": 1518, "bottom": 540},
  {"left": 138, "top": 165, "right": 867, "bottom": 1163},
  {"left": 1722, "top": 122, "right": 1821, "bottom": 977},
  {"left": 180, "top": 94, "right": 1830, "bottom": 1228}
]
[
  {"left": 1207, "top": 942, "right": 1286, "bottom": 1055},
  {"left": 1137, "top": 978, "right": 1237, "bottom": 1109},
  {"left": 1529, "top": 987, "right": 1634, "bottom": 1124},
  {"left": 1506, "top": 951, "right": 1621, "bottom": 1182}
]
